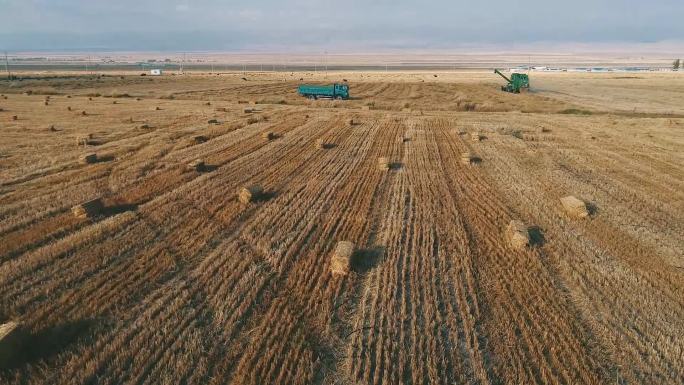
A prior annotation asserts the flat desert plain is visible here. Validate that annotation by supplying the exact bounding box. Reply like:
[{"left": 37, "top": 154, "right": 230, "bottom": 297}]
[{"left": 0, "top": 70, "right": 683, "bottom": 385}]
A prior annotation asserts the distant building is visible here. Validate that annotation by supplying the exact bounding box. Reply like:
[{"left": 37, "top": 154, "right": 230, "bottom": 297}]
[{"left": 150, "top": 69, "right": 162, "bottom": 76}]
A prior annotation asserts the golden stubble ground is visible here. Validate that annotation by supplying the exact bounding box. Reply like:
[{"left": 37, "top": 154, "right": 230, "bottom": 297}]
[{"left": 0, "top": 71, "right": 682, "bottom": 385}]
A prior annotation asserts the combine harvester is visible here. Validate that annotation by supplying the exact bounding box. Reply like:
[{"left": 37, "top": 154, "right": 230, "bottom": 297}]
[
  {"left": 298, "top": 83, "right": 350, "bottom": 100},
  {"left": 494, "top": 69, "right": 530, "bottom": 93}
]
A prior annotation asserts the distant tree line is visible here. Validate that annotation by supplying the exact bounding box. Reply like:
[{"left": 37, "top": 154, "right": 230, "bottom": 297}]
[{"left": 674, "top": 59, "right": 681, "bottom": 70}]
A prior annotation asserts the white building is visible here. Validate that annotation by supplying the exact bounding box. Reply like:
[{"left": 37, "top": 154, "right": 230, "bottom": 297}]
[{"left": 150, "top": 69, "right": 162, "bottom": 76}]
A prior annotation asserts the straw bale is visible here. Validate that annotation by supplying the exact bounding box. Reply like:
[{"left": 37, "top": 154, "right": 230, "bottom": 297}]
[
  {"left": 560, "top": 196, "right": 589, "bottom": 218},
  {"left": 330, "top": 241, "right": 355, "bottom": 275},
  {"left": 238, "top": 185, "right": 263, "bottom": 204},
  {"left": 0, "top": 321, "right": 23, "bottom": 367},
  {"left": 72, "top": 198, "right": 104, "bottom": 219},
  {"left": 81, "top": 153, "right": 98, "bottom": 164},
  {"left": 506, "top": 220, "right": 530, "bottom": 250},
  {"left": 188, "top": 159, "right": 206, "bottom": 172}
]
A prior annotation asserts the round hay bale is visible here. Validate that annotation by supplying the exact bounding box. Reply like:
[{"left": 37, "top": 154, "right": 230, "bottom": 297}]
[
  {"left": 11, "top": 115, "right": 18, "bottom": 121},
  {"left": 262, "top": 131, "right": 275, "bottom": 140},
  {"left": 378, "top": 157, "right": 390, "bottom": 171}
]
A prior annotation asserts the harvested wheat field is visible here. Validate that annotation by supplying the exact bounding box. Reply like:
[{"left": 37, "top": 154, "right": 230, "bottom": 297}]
[{"left": 0, "top": 71, "right": 683, "bottom": 385}]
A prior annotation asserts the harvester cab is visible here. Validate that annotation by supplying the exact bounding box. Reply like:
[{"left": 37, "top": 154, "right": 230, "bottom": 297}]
[{"left": 494, "top": 69, "right": 530, "bottom": 93}]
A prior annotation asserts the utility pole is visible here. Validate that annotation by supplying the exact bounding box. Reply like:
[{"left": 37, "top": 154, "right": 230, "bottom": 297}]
[
  {"left": 4, "top": 51, "right": 11, "bottom": 80},
  {"left": 180, "top": 52, "right": 186, "bottom": 74},
  {"left": 528, "top": 55, "right": 531, "bottom": 74}
]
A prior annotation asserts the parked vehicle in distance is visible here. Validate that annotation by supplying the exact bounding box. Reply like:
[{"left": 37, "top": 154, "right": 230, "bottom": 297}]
[{"left": 298, "top": 83, "right": 350, "bottom": 100}]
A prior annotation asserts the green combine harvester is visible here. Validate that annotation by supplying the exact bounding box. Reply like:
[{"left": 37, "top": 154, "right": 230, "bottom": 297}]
[{"left": 494, "top": 69, "right": 530, "bottom": 93}]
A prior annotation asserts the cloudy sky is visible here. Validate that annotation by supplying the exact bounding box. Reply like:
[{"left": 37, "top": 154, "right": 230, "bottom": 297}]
[{"left": 0, "top": 0, "right": 682, "bottom": 51}]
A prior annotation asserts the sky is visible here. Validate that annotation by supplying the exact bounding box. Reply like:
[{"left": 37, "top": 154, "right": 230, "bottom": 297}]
[{"left": 0, "top": 0, "right": 683, "bottom": 51}]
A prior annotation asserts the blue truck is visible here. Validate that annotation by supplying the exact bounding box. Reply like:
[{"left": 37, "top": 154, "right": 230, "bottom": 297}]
[{"left": 298, "top": 83, "right": 349, "bottom": 100}]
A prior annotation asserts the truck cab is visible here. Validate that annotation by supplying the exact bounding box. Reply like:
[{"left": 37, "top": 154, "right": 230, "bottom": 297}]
[{"left": 333, "top": 84, "right": 350, "bottom": 99}]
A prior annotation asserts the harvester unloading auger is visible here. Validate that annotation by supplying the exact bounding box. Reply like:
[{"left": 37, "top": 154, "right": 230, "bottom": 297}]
[{"left": 494, "top": 69, "right": 530, "bottom": 93}]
